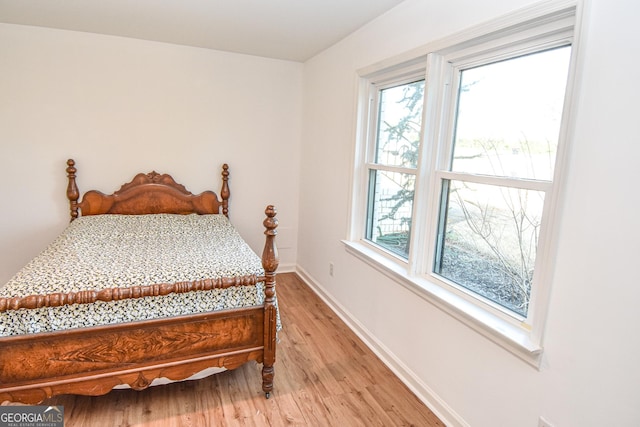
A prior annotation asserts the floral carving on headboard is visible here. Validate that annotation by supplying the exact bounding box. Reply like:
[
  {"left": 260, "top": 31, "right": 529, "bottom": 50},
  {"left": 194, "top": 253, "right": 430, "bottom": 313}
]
[{"left": 115, "top": 172, "right": 193, "bottom": 195}]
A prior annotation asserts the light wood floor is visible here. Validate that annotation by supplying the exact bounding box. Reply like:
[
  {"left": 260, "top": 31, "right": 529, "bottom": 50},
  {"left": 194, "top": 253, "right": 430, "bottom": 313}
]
[{"left": 46, "top": 273, "right": 444, "bottom": 426}]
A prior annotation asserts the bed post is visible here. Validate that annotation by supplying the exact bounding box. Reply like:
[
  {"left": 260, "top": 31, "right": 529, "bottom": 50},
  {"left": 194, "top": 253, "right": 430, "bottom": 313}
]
[
  {"left": 66, "top": 159, "right": 80, "bottom": 221},
  {"left": 221, "top": 164, "right": 230, "bottom": 217},
  {"left": 261, "top": 205, "right": 279, "bottom": 398}
]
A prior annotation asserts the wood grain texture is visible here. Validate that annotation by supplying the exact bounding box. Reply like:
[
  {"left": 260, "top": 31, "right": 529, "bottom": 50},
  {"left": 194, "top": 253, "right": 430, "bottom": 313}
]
[
  {"left": 37, "top": 273, "right": 444, "bottom": 426},
  {"left": 0, "top": 309, "right": 263, "bottom": 382},
  {"left": 0, "top": 308, "right": 266, "bottom": 404},
  {"left": 66, "top": 159, "right": 230, "bottom": 219}
]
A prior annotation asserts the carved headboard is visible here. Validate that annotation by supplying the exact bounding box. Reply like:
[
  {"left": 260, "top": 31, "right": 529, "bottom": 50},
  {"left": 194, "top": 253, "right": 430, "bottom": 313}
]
[{"left": 65, "top": 159, "right": 230, "bottom": 221}]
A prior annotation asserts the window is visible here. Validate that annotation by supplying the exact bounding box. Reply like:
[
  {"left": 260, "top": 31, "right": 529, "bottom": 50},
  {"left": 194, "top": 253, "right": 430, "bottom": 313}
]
[
  {"left": 366, "top": 78, "right": 425, "bottom": 258},
  {"left": 347, "top": 2, "right": 580, "bottom": 364},
  {"left": 434, "top": 46, "right": 572, "bottom": 318}
]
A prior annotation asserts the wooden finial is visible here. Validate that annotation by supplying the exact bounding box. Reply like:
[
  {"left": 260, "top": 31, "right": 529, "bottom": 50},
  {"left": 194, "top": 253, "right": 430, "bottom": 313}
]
[
  {"left": 263, "top": 205, "right": 277, "bottom": 232},
  {"left": 261, "top": 205, "right": 279, "bottom": 277},
  {"left": 66, "top": 159, "right": 80, "bottom": 221},
  {"left": 221, "top": 164, "right": 230, "bottom": 218}
]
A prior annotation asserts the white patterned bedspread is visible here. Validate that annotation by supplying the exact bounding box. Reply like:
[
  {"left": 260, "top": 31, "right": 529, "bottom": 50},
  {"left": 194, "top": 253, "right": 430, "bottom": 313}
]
[{"left": 0, "top": 214, "right": 277, "bottom": 337}]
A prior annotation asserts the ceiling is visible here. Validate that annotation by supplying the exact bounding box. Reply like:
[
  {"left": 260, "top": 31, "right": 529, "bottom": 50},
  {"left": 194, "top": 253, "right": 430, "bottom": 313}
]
[{"left": 0, "top": 0, "right": 406, "bottom": 62}]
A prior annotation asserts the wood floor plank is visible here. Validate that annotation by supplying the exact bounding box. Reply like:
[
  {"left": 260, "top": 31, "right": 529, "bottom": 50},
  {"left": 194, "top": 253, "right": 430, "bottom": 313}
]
[{"left": 42, "top": 273, "right": 443, "bottom": 426}]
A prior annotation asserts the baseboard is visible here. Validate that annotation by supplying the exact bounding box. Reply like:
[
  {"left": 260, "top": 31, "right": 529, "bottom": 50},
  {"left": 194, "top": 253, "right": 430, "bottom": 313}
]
[
  {"left": 275, "top": 262, "right": 297, "bottom": 274},
  {"left": 295, "top": 266, "right": 468, "bottom": 427}
]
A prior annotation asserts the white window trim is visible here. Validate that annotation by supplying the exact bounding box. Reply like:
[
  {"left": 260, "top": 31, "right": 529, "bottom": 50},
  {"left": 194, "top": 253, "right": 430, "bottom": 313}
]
[{"left": 346, "top": 0, "right": 586, "bottom": 367}]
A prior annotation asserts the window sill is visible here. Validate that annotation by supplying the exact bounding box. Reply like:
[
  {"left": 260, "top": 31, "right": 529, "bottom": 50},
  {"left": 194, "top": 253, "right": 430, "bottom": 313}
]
[{"left": 342, "top": 239, "right": 543, "bottom": 368}]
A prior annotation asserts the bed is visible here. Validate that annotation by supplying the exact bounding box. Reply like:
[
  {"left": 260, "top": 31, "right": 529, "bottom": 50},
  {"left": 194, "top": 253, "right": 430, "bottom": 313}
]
[{"left": 0, "top": 159, "right": 279, "bottom": 404}]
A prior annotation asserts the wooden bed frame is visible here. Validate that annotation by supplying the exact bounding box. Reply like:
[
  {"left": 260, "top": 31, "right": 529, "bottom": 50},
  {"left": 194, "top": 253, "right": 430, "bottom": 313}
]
[{"left": 0, "top": 159, "right": 278, "bottom": 404}]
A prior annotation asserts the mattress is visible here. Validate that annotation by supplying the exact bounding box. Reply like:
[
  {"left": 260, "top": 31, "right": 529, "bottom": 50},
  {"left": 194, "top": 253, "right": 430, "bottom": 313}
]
[{"left": 0, "top": 214, "right": 277, "bottom": 337}]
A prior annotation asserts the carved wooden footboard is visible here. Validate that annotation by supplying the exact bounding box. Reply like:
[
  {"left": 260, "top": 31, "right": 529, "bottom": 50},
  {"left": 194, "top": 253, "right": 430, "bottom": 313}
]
[
  {"left": 0, "top": 160, "right": 278, "bottom": 404},
  {"left": 0, "top": 308, "right": 265, "bottom": 403}
]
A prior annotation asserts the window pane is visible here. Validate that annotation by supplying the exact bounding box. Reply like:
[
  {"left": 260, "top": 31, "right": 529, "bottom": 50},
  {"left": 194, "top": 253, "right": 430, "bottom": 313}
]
[
  {"left": 366, "top": 169, "right": 415, "bottom": 258},
  {"left": 451, "top": 46, "right": 571, "bottom": 181},
  {"left": 375, "top": 80, "right": 425, "bottom": 168},
  {"left": 434, "top": 180, "right": 545, "bottom": 317}
]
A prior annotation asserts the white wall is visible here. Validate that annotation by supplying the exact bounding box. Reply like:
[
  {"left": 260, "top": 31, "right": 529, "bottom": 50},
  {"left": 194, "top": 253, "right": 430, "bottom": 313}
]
[
  {"left": 0, "top": 23, "right": 302, "bottom": 283},
  {"left": 298, "top": 0, "right": 640, "bottom": 426}
]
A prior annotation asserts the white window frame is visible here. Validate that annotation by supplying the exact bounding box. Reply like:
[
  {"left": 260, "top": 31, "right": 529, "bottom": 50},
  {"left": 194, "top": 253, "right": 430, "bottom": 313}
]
[
  {"left": 345, "top": 0, "right": 584, "bottom": 367},
  {"left": 363, "top": 69, "right": 427, "bottom": 261},
  {"left": 349, "top": 58, "right": 428, "bottom": 263}
]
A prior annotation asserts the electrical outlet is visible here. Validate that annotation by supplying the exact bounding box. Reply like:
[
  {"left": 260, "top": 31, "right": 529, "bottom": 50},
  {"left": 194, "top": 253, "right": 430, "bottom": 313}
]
[
  {"left": 538, "top": 416, "right": 554, "bottom": 427},
  {"left": 329, "top": 263, "right": 334, "bottom": 277}
]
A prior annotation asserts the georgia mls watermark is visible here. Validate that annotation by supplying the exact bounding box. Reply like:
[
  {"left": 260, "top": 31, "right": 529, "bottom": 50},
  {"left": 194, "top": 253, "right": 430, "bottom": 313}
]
[{"left": 0, "top": 406, "right": 63, "bottom": 427}]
